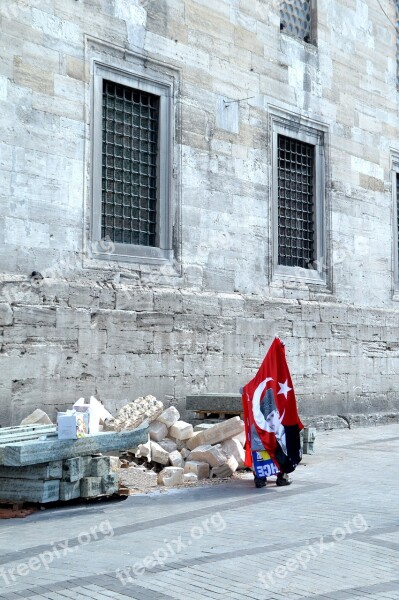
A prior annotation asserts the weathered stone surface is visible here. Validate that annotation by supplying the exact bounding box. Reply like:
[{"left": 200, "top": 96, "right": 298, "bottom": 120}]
[
  {"left": 119, "top": 465, "right": 158, "bottom": 489},
  {"left": 186, "top": 417, "right": 244, "bottom": 450},
  {"left": 0, "top": 303, "right": 13, "bottom": 326},
  {"left": 1, "top": 424, "right": 149, "bottom": 467},
  {"left": 186, "top": 394, "right": 242, "bottom": 413},
  {"left": 158, "top": 438, "right": 178, "bottom": 453},
  {"left": 0, "top": 461, "right": 62, "bottom": 480},
  {"left": 157, "top": 406, "right": 180, "bottom": 428},
  {"left": 104, "top": 396, "right": 163, "bottom": 432},
  {"left": 211, "top": 456, "right": 238, "bottom": 478},
  {"left": 180, "top": 447, "right": 190, "bottom": 459},
  {"left": 184, "top": 461, "right": 210, "bottom": 479},
  {"left": 149, "top": 420, "right": 168, "bottom": 442},
  {"left": 62, "top": 457, "right": 83, "bottom": 482},
  {"left": 221, "top": 438, "right": 245, "bottom": 468},
  {"left": 0, "top": 478, "right": 60, "bottom": 503},
  {"left": 230, "top": 431, "right": 246, "bottom": 447},
  {"left": 59, "top": 480, "right": 81, "bottom": 501},
  {"left": 188, "top": 444, "right": 227, "bottom": 467},
  {"left": 80, "top": 477, "right": 103, "bottom": 498},
  {"left": 183, "top": 472, "right": 198, "bottom": 483},
  {"left": 169, "top": 450, "right": 184, "bottom": 467},
  {"left": 90, "top": 456, "right": 112, "bottom": 477},
  {"left": 150, "top": 441, "right": 169, "bottom": 465},
  {"left": 169, "top": 421, "right": 194, "bottom": 441},
  {"left": 102, "top": 473, "right": 118, "bottom": 495},
  {"left": 134, "top": 435, "right": 152, "bottom": 460},
  {"left": 158, "top": 466, "right": 184, "bottom": 487},
  {"left": 20, "top": 409, "right": 53, "bottom": 426}
]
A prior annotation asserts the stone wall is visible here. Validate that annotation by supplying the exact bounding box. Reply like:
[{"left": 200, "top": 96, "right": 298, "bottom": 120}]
[{"left": 0, "top": 0, "right": 398, "bottom": 426}]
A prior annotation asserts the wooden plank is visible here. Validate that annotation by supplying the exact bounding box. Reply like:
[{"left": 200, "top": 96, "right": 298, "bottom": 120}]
[{"left": 1, "top": 423, "right": 149, "bottom": 467}]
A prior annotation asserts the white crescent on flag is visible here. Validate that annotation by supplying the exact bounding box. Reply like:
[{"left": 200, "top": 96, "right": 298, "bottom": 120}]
[{"left": 252, "top": 377, "right": 287, "bottom": 453}]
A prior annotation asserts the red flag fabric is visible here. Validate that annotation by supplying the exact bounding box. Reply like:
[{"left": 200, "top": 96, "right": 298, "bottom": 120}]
[{"left": 242, "top": 337, "right": 304, "bottom": 473}]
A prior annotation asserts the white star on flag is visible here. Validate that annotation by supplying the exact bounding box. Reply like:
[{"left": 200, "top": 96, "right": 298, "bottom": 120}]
[{"left": 277, "top": 379, "right": 292, "bottom": 399}]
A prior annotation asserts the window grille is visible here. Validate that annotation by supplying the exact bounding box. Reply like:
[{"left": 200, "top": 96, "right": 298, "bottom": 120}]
[
  {"left": 277, "top": 135, "right": 315, "bottom": 268},
  {"left": 280, "top": 0, "right": 312, "bottom": 41},
  {"left": 101, "top": 80, "right": 159, "bottom": 246}
]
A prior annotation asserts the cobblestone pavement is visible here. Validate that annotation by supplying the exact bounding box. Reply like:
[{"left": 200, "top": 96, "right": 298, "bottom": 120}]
[{"left": 0, "top": 424, "right": 398, "bottom": 599}]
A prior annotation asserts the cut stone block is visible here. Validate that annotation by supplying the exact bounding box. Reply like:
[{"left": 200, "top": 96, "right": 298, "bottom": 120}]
[
  {"left": 158, "top": 466, "right": 184, "bottom": 487},
  {"left": 186, "top": 394, "right": 242, "bottom": 413},
  {"left": 62, "top": 457, "right": 83, "bottom": 482},
  {"left": 20, "top": 409, "right": 53, "bottom": 426},
  {"left": 158, "top": 438, "right": 178, "bottom": 453},
  {"left": 90, "top": 456, "right": 112, "bottom": 477},
  {"left": 221, "top": 439, "right": 245, "bottom": 468},
  {"left": 81, "top": 456, "right": 93, "bottom": 476},
  {"left": 157, "top": 406, "right": 180, "bottom": 428},
  {"left": 149, "top": 420, "right": 168, "bottom": 442},
  {"left": 150, "top": 441, "right": 169, "bottom": 465},
  {"left": 80, "top": 477, "right": 103, "bottom": 498},
  {"left": 0, "top": 478, "right": 60, "bottom": 503},
  {"left": 183, "top": 473, "right": 198, "bottom": 483},
  {"left": 1, "top": 424, "right": 149, "bottom": 467},
  {"left": 169, "top": 421, "right": 194, "bottom": 441},
  {"left": 188, "top": 444, "right": 227, "bottom": 467},
  {"left": 211, "top": 456, "right": 238, "bottom": 478},
  {"left": 169, "top": 450, "right": 184, "bottom": 467},
  {"left": 0, "top": 461, "right": 62, "bottom": 480},
  {"left": 102, "top": 473, "right": 118, "bottom": 495},
  {"left": 184, "top": 461, "right": 210, "bottom": 480},
  {"left": 119, "top": 466, "right": 157, "bottom": 489},
  {"left": 59, "top": 481, "right": 81, "bottom": 501},
  {"left": 180, "top": 447, "right": 190, "bottom": 460},
  {"left": 186, "top": 417, "right": 244, "bottom": 450},
  {"left": 134, "top": 434, "right": 151, "bottom": 460},
  {"left": 230, "top": 431, "right": 246, "bottom": 447},
  {"left": 109, "top": 456, "right": 120, "bottom": 471}
]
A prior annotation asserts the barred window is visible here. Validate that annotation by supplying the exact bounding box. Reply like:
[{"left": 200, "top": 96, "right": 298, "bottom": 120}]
[
  {"left": 91, "top": 60, "right": 176, "bottom": 264},
  {"left": 277, "top": 135, "right": 315, "bottom": 268},
  {"left": 280, "top": 0, "right": 312, "bottom": 42},
  {"left": 102, "top": 81, "right": 159, "bottom": 247},
  {"left": 271, "top": 109, "right": 327, "bottom": 284}
]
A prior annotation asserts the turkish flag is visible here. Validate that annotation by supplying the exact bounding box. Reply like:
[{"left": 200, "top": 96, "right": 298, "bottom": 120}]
[{"left": 242, "top": 337, "right": 304, "bottom": 473}]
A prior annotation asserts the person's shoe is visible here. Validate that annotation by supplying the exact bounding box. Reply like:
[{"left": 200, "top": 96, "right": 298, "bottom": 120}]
[
  {"left": 276, "top": 473, "right": 291, "bottom": 486},
  {"left": 254, "top": 476, "right": 267, "bottom": 488}
]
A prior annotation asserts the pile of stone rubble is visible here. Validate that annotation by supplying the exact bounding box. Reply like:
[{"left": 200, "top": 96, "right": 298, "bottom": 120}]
[{"left": 115, "top": 401, "right": 247, "bottom": 491}]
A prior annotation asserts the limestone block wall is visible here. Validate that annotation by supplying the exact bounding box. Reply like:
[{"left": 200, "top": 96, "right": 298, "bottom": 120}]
[{"left": 0, "top": 0, "right": 398, "bottom": 425}]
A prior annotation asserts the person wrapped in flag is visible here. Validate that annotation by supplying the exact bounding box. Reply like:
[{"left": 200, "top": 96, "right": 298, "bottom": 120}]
[{"left": 242, "top": 337, "right": 303, "bottom": 489}]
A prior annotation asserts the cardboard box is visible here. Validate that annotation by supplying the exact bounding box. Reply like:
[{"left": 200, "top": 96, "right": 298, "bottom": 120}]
[{"left": 57, "top": 411, "right": 89, "bottom": 440}]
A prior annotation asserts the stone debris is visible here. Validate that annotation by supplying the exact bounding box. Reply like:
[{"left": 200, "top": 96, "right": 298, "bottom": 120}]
[
  {"left": 149, "top": 420, "right": 168, "bottom": 442},
  {"left": 168, "top": 450, "right": 184, "bottom": 467},
  {"left": 157, "top": 406, "right": 180, "bottom": 428},
  {"left": 150, "top": 441, "right": 169, "bottom": 465},
  {"left": 158, "top": 467, "right": 184, "bottom": 487},
  {"left": 104, "top": 395, "right": 163, "bottom": 432},
  {"left": 168, "top": 420, "right": 194, "bottom": 440},
  {"left": 119, "top": 415, "right": 248, "bottom": 491},
  {"left": 119, "top": 465, "right": 158, "bottom": 489},
  {"left": 20, "top": 409, "right": 53, "bottom": 426},
  {"left": 188, "top": 444, "right": 227, "bottom": 468},
  {"left": 184, "top": 461, "right": 210, "bottom": 479}
]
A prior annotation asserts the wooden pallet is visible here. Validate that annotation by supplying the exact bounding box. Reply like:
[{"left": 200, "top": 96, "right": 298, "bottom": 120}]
[{"left": 195, "top": 411, "right": 244, "bottom": 420}]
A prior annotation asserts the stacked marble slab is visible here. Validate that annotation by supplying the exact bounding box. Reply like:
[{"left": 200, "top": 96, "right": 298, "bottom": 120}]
[{"left": 0, "top": 423, "right": 148, "bottom": 503}]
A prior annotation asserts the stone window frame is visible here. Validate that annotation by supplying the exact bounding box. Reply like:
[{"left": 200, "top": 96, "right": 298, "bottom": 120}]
[
  {"left": 269, "top": 106, "right": 329, "bottom": 286},
  {"left": 88, "top": 42, "right": 180, "bottom": 266},
  {"left": 279, "top": 0, "right": 318, "bottom": 46},
  {"left": 391, "top": 153, "right": 399, "bottom": 296}
]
